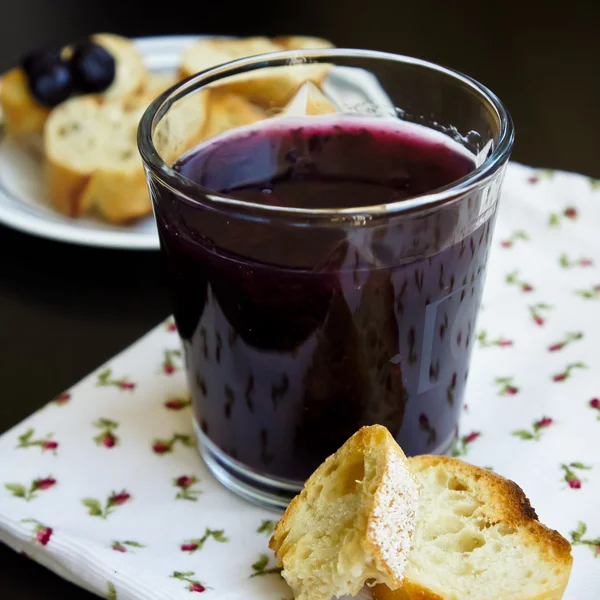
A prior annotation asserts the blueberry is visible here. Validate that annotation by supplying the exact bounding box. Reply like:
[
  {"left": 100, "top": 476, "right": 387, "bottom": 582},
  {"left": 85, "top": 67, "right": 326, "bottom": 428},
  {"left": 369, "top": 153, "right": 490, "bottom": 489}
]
[
  {"left": 69, "top": 41, "right": 116, "bottom": 93},
  {"left": 20, "top": 47, "right": 62, "bottom": 78},
  {"left": 28, "top": 62, "right": 73, "bottom": 107}
]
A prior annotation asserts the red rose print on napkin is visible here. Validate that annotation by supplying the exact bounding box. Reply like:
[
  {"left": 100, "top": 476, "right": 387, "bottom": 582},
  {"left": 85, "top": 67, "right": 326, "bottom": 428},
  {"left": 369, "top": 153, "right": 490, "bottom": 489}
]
[
  {"left": 495, "top": 377, "right": 519, "bottom": 396},
  {"left": 551, "top": 362, "right": 587, "bottom": 382},
  {"left": 162, "top": 349, "right": 182, "bottom": 375},
  {"left": 529, "top": 303, "right": 552, "bottom": 326},
  {"left": 477, "top": 331, "right": 513, "bottom": 348},
  {"left": 82, "top": 490, "right": 131, "bottom": 519},
  {"left": 549, "top": 206, "right": 578, "bottom": 227},
  {"left": 111, "top": 540, "right": 145, "bottom": 553},
  {"left": 512, "top": 417, "right": 554, "bottom": 441},
  {"left": 174, "top": 475, "right": 202, "bottom": 501},
  {"left": 164, "top": 397, "right": 191, "bottom": 411},
  {"left": 505, "top": 270, "right": 534, "bottom": 293},
  {"left": 560, "top": 462, "right": 592, "bottom": 489},
  {"left": 97, "top": 368, "right": 135, "bottom": 391},
  {"left": 500, "top": 230, "right": 529, "bottom": 248},
  {"left": 548, "top": 332, "right": 583, "bottom": 352},
  {"left": 16, "top": 429, "right": 58, "bottom": 454},
  {"left": 4, "top": 476, "right": 56, "bottom": 501},
  {"left": 93, "top": 418, "right": 119, "bottom": 448},
  {"left": 180, "top": 528, "right": 228, "bottom": 554},
  {"left": 451, "top": 431, "right": 480, "bottom": 457},
  {"left": 590, "top": 398, "right": 600, "bottom": 420},
  {"left": 153, "top": 434, "right": 193, "bottom": 455},
  {"left": 21, "top": 519, "right": 53, "bottom": 546},
  {"left": 171, "top": 571, "right": 209, "bottom": 592},
  {"left": 575, "top": 284, "right": 600, "bottom": 300}
]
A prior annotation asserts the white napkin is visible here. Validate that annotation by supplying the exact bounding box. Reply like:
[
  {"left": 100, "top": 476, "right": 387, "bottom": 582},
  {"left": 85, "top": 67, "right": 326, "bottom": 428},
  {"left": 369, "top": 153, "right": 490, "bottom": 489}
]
[{"left": 1, "top": 162, "right": 599, "bottom": 600}]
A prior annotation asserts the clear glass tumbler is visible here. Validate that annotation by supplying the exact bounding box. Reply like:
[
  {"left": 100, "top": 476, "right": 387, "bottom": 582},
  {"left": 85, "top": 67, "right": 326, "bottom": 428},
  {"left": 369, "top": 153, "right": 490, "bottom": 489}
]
[{"left": 139, "top": 49, "right": 514, "bottom": 510}]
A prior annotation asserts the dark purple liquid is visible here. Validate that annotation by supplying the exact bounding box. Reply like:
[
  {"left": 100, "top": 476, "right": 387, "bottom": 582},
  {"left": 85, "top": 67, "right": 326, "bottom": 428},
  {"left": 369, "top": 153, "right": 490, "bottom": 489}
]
[{"left": 159, "top": 117, "right": 493, "bottom": 482}]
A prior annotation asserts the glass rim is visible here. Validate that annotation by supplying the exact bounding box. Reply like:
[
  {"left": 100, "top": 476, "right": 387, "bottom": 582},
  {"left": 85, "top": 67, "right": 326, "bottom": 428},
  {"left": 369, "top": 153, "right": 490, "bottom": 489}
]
[{"left": 138, "top": 48, "right": 514, "bottom": 223}]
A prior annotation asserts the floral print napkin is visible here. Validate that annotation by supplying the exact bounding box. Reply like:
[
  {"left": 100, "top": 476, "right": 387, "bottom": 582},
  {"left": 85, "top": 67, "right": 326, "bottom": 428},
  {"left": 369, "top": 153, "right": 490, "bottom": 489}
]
[{"left": 0, "top": 162, "right": 599, "bottom": 599}]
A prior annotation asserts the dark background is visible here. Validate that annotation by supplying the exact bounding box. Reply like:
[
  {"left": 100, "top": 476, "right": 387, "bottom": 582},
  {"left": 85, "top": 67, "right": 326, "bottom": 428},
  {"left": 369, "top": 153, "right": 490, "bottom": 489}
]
[{"left": 1, "top": 0, "right": 598, "bottom": 597}]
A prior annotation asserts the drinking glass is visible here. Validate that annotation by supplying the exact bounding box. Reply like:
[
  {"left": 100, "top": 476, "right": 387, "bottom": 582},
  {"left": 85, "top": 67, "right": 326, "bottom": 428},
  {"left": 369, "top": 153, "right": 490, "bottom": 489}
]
[{"left": 138, "top": 49, "right": 514, "bottom": 509}]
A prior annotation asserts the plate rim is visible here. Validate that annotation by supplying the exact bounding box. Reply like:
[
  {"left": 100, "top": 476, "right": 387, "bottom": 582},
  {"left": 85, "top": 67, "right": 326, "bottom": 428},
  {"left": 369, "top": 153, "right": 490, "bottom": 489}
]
[{"left": 0, "top": 34, "right": 202, "bottom": 251}]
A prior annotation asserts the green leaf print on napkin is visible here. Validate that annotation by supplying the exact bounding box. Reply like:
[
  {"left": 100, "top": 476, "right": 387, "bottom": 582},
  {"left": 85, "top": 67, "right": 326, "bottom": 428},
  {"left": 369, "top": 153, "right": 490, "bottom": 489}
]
[
  {"left": 4, "top": 477, "right": 56, "bottom": 501},
  {"left": 107, "top": 582, "right": 117, "bottom": 600},
  {"left": 512, "top": 417, "right": 554, "bottom": 441},
  {"left": 570, "top": 522, "right": 600, "bottom": 557},
  {"left": 257, "top": 520, "right": 276, "bottom": 535},
  {"left": 82, "top": 490, "right": 131, "bottom": 519},
  {"left": 171, "top": 571, "right": 208, "bottom": 593},
  {"left": 96, "top": 368, "right": 136, "bottom": 391},
  {"left": 250, "top": 553, "right": 282, "bottom": 578},
  {"left": 16, "top": 428, "right": 58, "bottom": 454},
  {"left": 180, "top": 528, "right": 228, "bottom": 553}
]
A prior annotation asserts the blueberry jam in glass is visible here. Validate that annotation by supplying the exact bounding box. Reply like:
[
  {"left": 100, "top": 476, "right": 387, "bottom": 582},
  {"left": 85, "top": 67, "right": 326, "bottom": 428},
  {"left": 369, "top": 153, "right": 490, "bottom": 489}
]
[{"left": 157, "top": 116, "right": 493, "bottom": 483}]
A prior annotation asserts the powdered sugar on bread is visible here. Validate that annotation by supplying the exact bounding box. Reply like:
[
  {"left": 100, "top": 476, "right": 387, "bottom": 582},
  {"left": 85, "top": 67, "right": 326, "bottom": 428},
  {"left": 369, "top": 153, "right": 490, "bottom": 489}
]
[{"left": 270, "top": 425, "right": 418, "bottom": 600}]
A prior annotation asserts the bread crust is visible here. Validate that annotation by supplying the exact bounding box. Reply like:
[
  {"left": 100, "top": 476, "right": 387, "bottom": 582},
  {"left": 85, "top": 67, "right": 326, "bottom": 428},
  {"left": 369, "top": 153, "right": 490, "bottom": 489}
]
[
  {"left": 373, "top": 455, "right": 572, "bottom": 600},
  {"left": 0, "top": 68, "right": 50, "bottom": 137},
  {"left": 178, "top": 37, "right": 331, "bottom": 109},
  {"left": 45, "top": 155, "right": 90, "bottom": 217},
  {"left": 270, "top": 426, "right": 419, "bottom": 600},
  {"left": 411, "top": 455, "right": 572, "bottom": 564},
  {"left": 198, "top": 89, "right": 265, "bottom": 143}
]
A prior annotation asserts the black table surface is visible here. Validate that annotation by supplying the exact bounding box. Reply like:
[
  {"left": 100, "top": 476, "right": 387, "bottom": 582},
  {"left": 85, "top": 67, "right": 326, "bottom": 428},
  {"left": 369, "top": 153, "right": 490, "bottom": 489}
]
[{"left": 1, "top": 0, "right": 599, "bottom": 597}]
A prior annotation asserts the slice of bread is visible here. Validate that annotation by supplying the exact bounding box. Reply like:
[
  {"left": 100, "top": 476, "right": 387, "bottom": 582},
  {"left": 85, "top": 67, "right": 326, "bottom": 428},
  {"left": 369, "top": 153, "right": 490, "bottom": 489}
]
[
  {"left": 91, "top": 33, "right": 147, "bottom": 102},
  {"left": 274, "top": 36, "right": 334, "bottom": 50},
  {"left": 44, "top": 88, "right": 206, "bottom": 222},
  {"left": 373, "top": 455, "right": 573, "bottom": 600},
  {"left": 179, "top": 37, "right": 331, "bottom": 109},
  {"left": 281, "top": 81, "right": 337, "bottom": 117},
  {"left": 269, "top": 425, "right": 419, "bottom": 600},
  {"left": 0, "top": 33, "right": 147, "bottom": 144},
  {"left": 198, "top": 89, "right": 265, "bottom": 143},
  {"left": 0, "top": 68, "right": 51, "bottom": 139},
  {"left": 44, "top": 95, "right": 147, "bottom": 220}
]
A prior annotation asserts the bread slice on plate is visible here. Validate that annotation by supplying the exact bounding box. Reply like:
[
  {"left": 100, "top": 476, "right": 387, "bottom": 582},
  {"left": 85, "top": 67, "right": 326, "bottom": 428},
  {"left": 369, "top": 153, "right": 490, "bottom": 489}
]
[
  {"left": 198, "top": 89, "right": 265, "bottom": 143},
  {"left": 179, "top": 37, "right": 331, "bottom": 109},
  {"left": 373, "top": 455, "right": 573, "bottom": 600},
  {"left": 281, "top": 81, "right": 337, "bottom": 117},
  {"left": 0, "top": 68, "right": 51, "bottom": 141},
  {"left": 273, "top": 36, "right": 334, "bottom": 50},
  {"left": 91, "top": 33, "right": 147, "bottom": 102},
  {"left": 44, "top": 88, "right": 206, "bottom": 223},
  {"left": 0, "top": 33, "right": 147, "bottom": 146},
  {"left": 269, "top": 425, "right": 419, "bottom": 600}
]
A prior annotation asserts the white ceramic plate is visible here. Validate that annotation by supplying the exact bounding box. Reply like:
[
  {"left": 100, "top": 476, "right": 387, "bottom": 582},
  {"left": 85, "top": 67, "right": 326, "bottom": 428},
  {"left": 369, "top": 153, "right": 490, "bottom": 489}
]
[
  {"left": 0, "top": 36, "right": 202, "bottom": 250},
  {"left": 0, "top": 36, "right": 396, "bottom": 250}
]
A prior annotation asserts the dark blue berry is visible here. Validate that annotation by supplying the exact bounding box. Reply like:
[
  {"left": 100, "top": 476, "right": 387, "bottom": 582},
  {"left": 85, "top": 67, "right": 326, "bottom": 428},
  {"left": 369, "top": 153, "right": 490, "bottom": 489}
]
[
  {"left": 70, "top": 42, "right": 115, "bottom": 93},
  {"left": 20, "top": 47, "right": 62, "bottom": 78},
  {"left": 28, "top": 62, "right": 73, "bottom": 107}
]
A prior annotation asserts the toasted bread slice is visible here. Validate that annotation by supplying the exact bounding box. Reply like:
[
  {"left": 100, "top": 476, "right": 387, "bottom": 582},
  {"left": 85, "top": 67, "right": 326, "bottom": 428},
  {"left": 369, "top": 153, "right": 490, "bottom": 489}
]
[
  {"left": 179, "top": 37, "right": 281, "bottom": 80},
  {"left": 44, "top": 95, "right": 146, "bottom": 220},
  {"left": 92, "top": 33, "right": 147, "bottom": 102},
  {"left": 135, "top": 71, "right": 178, "bottom": 103},
  {"left": 0, "top": 68, "right": 50, "bottom": 139},
  {"left": 198, "top": 89, "right": 265, "bottom": 143},
  {"left": 274, "top": 36, "right": 334, "bottom": 50},
  {"left": 373, "top": 455, "right": 573, "bottom": 600},
  {"left": 269, "top": 425, "right": 419, "bottom": 600},
  {"left": 0, "top": 33, "right": 147, "bottom": 145},
  {"left": 179, "top": 37, "right": 330, "bottom": 109},
  {"left": 44, "top": 87, "right": 206, "bottom": 222},
  {"left": 281, "top": 81, "right": 337, "bottom": 117}
]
